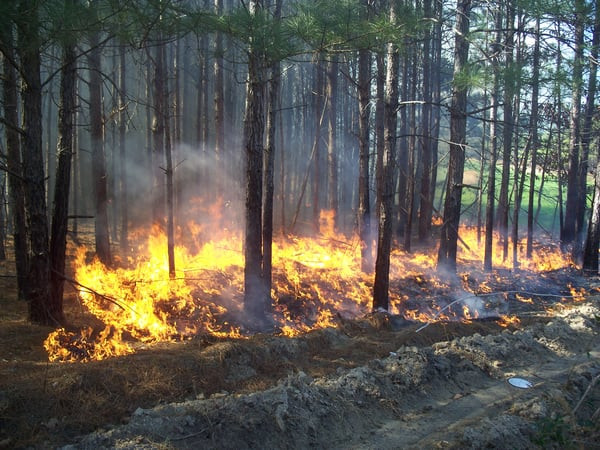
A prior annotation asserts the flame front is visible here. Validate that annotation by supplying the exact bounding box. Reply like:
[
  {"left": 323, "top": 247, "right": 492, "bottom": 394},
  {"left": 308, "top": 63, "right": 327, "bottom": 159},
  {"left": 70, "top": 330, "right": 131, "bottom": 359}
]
[{"left": 44, "top": 215, "right": 575, "bottom": 362}]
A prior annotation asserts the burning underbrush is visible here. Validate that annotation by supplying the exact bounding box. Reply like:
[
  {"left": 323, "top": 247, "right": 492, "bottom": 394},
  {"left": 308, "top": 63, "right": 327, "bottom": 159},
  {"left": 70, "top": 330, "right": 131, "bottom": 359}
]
[{"left": 44, "top": 210, "right": 588, "bottom": 363}]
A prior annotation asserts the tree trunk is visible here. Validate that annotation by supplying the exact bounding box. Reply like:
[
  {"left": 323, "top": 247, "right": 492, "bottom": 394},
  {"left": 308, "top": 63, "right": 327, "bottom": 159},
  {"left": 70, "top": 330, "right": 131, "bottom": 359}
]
[
  {"left": 326, "top": 57, "right": 339, "bottom": 224},
  {"left": 49, "top": 36, "right": 76, "bottom": 321},
  {"left": 119, "top": 44, "right": 129, "bottom": 250},
  {"left": 583, "top": 154, "right": 600, "bottom": 272},
  {"left": 437, "top": 0, "right": 471, "bottom": 274},
  {"left": 18, "top": 0, "right": 53, "bottom": 324},
  {"left": 373, "top": 1, "right": 400, "bottom": 311},
  {"left": 418, "top": 0, "right": 433, "bottom": 243},
  {"left": 2, "top": 24, "right": 28, "bottom": 300},
  {"left": 496, "top": 0, "right": 515, "bottom": 261},
  {"left": 214, "top": 0, "right": 225, "bottom": 195},
  {"left": 574, "top": 1, "right": 600, "bottom": 258},
  {"left": 357, "top": 33, "right": 373, "bottom": 272},
  {"left": 88, "top": 32, "right": 111, "bottom": 265},
  {"left": 312, "top": 59, "right": 324, "bottom": 230},
  {"left": 526, "top": 17, "right": 541, "bottom": 259},
  {"left": 262, "top": 0, "right": 282, "bottom": 301},
  {"left": 562, "top": 0, "right": 585, "bottom": 248},
  {"left": 243, "top": 0, "right": 270, "bottom": 329}
]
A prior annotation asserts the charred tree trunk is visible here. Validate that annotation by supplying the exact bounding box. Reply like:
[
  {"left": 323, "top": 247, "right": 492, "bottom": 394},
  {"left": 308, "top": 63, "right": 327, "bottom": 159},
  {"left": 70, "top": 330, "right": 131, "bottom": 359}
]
[
  {"left": 49, "top": 36, "right": 76, "bottom": 319},
  {"left": 262, "top": 0, "right": 282, "bottom": 300},
  {"left": 214, "top": 0, "right": 225, "bottom": 197},
  {"left": 437, "top": 0, "right": 471, "bottom": 274},
  {"left": 497, "top": 0, "right": 515, "bottom": 261},
  {"left": 119, "top": 44, "right": 129, "bottom": 250},
  {"left": 2, "top": 25, "right": 28, "bottom": 300},
  {"left": 312, "top": 59, "right": 324, "bottom": 230},
  {"left": 373, "top": 1, "right": 399, "bottom": 311},
  {"left": 562, "top": 0, "right": 585, "bottom": 248},
  {"left": 526, "top": 17, "right": 541, "bottom": 259},
  {"left": 18, "top": 0, "right": 53, "bottom": 324},
  {"left": 326, "top": 57, "right": 339, "bottom": 224},
  {"left": 574, "top": 2, "right": 600, "bottom": 258},
  {"left": 243, "top": 0, "right": 270, "bottom": 329},
  {"left": 583, "top": 156, "right": 600, "bottom": 273},
  {"left": 357, "top": 36, "right": 373, "bottom": 272},
  {"left": 418, "top": 0, "right": 433, "bottom": 243},
  {"left": 88, "top": 33, "right": 111, "bottom": 265}
]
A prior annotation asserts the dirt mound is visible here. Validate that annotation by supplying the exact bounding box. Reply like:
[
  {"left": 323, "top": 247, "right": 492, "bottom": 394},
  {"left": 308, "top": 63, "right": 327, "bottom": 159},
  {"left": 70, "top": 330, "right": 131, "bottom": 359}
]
[{"left": 64, "top": 299, "right": 600, "bottom": 449}]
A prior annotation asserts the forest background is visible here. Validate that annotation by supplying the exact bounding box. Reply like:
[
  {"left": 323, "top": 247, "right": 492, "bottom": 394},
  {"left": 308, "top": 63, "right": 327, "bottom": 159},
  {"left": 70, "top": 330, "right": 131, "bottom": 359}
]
[{"left": 0, "top": 0, "right": 599, "bottom": 329}]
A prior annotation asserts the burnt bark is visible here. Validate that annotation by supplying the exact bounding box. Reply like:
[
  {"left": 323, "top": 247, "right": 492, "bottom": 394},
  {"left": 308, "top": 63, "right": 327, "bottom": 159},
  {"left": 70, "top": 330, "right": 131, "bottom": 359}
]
[
  {"left": 583, "top": 159, "right": 600, "bottom": 273},
  {"left": 562, "top": 0, "right": 585, "bottom": 248},
  {"left": 437, "top": 0, "right": 471, "bottom": 274},
  {"left": 1, "top": 24, "right": 28, "bottom": 299},
  {"left": 243, "top": 0, "right": 271, "bottom": 329},
  {"left": 357, "top": 40, "right": 373, "bottom": 272},
  {"left": 88, "top": 32, "right": 111, "bottom": 265},
  {"left": 526, "top": 17, "right": 541, "bottom": 259},
  {"left": 49, "top": 36, "right": 76, "bottom": 319},
  {"left": 373, "top": 1, "right": 400, "bottom": 311},
  {"left": 262, "top": 0, "right": 282, "bottom": 299},
  {"left": 18, "top": 0, "right": 53, "bottom": 324},
  {"left": 119, "top": 44, "right": 129, "bottom": 249}
]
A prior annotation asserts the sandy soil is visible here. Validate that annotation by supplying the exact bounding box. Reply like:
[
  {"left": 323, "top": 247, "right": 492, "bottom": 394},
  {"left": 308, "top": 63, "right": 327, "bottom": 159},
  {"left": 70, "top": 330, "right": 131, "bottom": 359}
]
[{"left": 61, "top": 298, "right": 600, "bottom": 450}]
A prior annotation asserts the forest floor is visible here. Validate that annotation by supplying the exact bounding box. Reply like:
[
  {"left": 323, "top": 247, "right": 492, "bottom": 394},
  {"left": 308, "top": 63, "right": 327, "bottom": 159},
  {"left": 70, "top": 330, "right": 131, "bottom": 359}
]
[{"left": 0, "top": 238, "right": 600, "bottom": 448}]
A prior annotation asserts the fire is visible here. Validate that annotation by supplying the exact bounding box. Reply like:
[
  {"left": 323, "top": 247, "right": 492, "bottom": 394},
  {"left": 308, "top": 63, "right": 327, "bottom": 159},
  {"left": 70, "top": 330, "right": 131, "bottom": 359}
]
[
  {"left": 44, "top": 212, "right": 578, "bottom": 362},
  {"left": 497, "top": 314, "right": 521, "bottom": 327}
]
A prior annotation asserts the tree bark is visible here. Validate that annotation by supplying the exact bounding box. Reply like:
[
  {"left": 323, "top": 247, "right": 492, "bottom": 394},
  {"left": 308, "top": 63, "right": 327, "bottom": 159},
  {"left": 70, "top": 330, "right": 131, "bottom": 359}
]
[
  {"left": 326, "top": 57, "right": 339, "bottom": 224},
  {"left": 49, "top": 35, "right": 76, "bottom": 321},
  {"left": 437, "top": 0, "right": 471, "bottom": 274},
  {"left": 562, "top": 0, "right": 585, "bottom": 248},
  {"left": 262, "top": 0, "right": 282, "bottom": 300},
  {"left": 2, "top": 24, "right": 28, "bottom": 300},
  {"left": 119, "top": 44, "right": 129, "bottom": 250},
  {"left": 357, "top": 28, "right": 373, "bottom": 272},
  {"left": 526, "top": 17, "right": 541, "bottom": 259},
  {"left": 243, "top": 0, "right": 270, "bottom": 329},
  {"left": 88, "top": 32, "right": 111, "bottom": 265},
  {"left": 373, "top": 1, "right": 400, "bottom": 311},
  {"left": 583, "top": 153, "right": 600, "bottom": 272},
  {"left": 418, "top": 0, "right": 433, "bottom": 243},
  {"left": 18, "top": 0, "right": 53, "bottom": 324},
  {"left": 496, "top": 0, "right": 515, "bottom": 261},
  {"left": 574, "top": 1, "right": 600, "bottom": 258}
]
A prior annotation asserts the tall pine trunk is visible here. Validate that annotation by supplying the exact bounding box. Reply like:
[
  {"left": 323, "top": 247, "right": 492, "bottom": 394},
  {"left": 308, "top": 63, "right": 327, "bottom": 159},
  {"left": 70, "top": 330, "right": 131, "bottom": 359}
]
[
  {"left": 437, "top": 0, "right": 471, "bottom": 274},
  {"left": 49, "top": 35, "right": 76, "bottom": 319},
  {"left": 562, "top": 0, "right": 585, "bottom": 248},
  {"left": 88, "top": 32, "right": 111, "bottom": 265},
  {"left": 373, "top": 1, "right": 399, "bottom": 311},
  {"left": 2, "top": 24, "right": 28, "bottom": 300},
  {"left": 18, "top": 0, "right": 53, "bottom": 323},
  {"left": 243, "top": 0, "right": 271, "bottom": 329},
  {"left": 357, "top": 37, "right": 373, "bottom": 272}
]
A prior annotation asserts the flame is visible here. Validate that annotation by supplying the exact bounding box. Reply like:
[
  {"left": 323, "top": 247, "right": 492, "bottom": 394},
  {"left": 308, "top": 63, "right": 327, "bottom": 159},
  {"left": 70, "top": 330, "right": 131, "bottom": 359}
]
[
  {"left": 567, "top": 284, "right": 586, "bottom": 302},
  {"left": 496, "top": 314, "right": 521, "bottom": 327},
  {"left": 44, "top": 212, "right": 577, "bottom": 362}
]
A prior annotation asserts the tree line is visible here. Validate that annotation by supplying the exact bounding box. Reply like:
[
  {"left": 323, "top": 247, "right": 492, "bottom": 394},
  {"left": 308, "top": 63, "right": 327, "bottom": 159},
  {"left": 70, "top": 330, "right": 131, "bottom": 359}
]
[{"left": 1, "top": 0, "right": 599, "bottom": 330}]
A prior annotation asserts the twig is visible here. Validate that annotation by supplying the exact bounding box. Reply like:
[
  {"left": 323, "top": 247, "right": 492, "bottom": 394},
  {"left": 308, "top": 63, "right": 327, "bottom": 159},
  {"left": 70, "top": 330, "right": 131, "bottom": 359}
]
[
  {"left": 572, "top": 373, "right": 600, "bottom": 417},
  {"left": 52, "top": 269, "right": 132, "bottom": 312},
  {"left": 168, "top": 428, "right": 208, "bottom": 441}
]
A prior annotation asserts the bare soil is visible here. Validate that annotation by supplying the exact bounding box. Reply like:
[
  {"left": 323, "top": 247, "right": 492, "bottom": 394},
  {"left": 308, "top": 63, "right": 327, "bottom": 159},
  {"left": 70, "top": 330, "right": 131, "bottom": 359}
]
[{"left": 0, "top": 251, "right": 599, "bottom": 448}]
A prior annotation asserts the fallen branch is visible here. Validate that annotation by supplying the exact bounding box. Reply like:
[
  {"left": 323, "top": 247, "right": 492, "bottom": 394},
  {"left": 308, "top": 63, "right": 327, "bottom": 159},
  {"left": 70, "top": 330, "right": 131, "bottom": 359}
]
[
  {"left": 52, "top": 269, "right": 131, "bottom": 313},
  {"left": 572, "top": 373, "right": 600, "bottom": 417},
  {"left": 415, "top": 290, "right": 588, "bottom": 333}
]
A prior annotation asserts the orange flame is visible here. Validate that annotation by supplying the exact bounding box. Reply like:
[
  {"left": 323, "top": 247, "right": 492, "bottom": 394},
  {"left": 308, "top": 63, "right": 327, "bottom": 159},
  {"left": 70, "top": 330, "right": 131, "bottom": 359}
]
[{"left": 44, "top": 214, "right": 575, "bottom": 362}]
